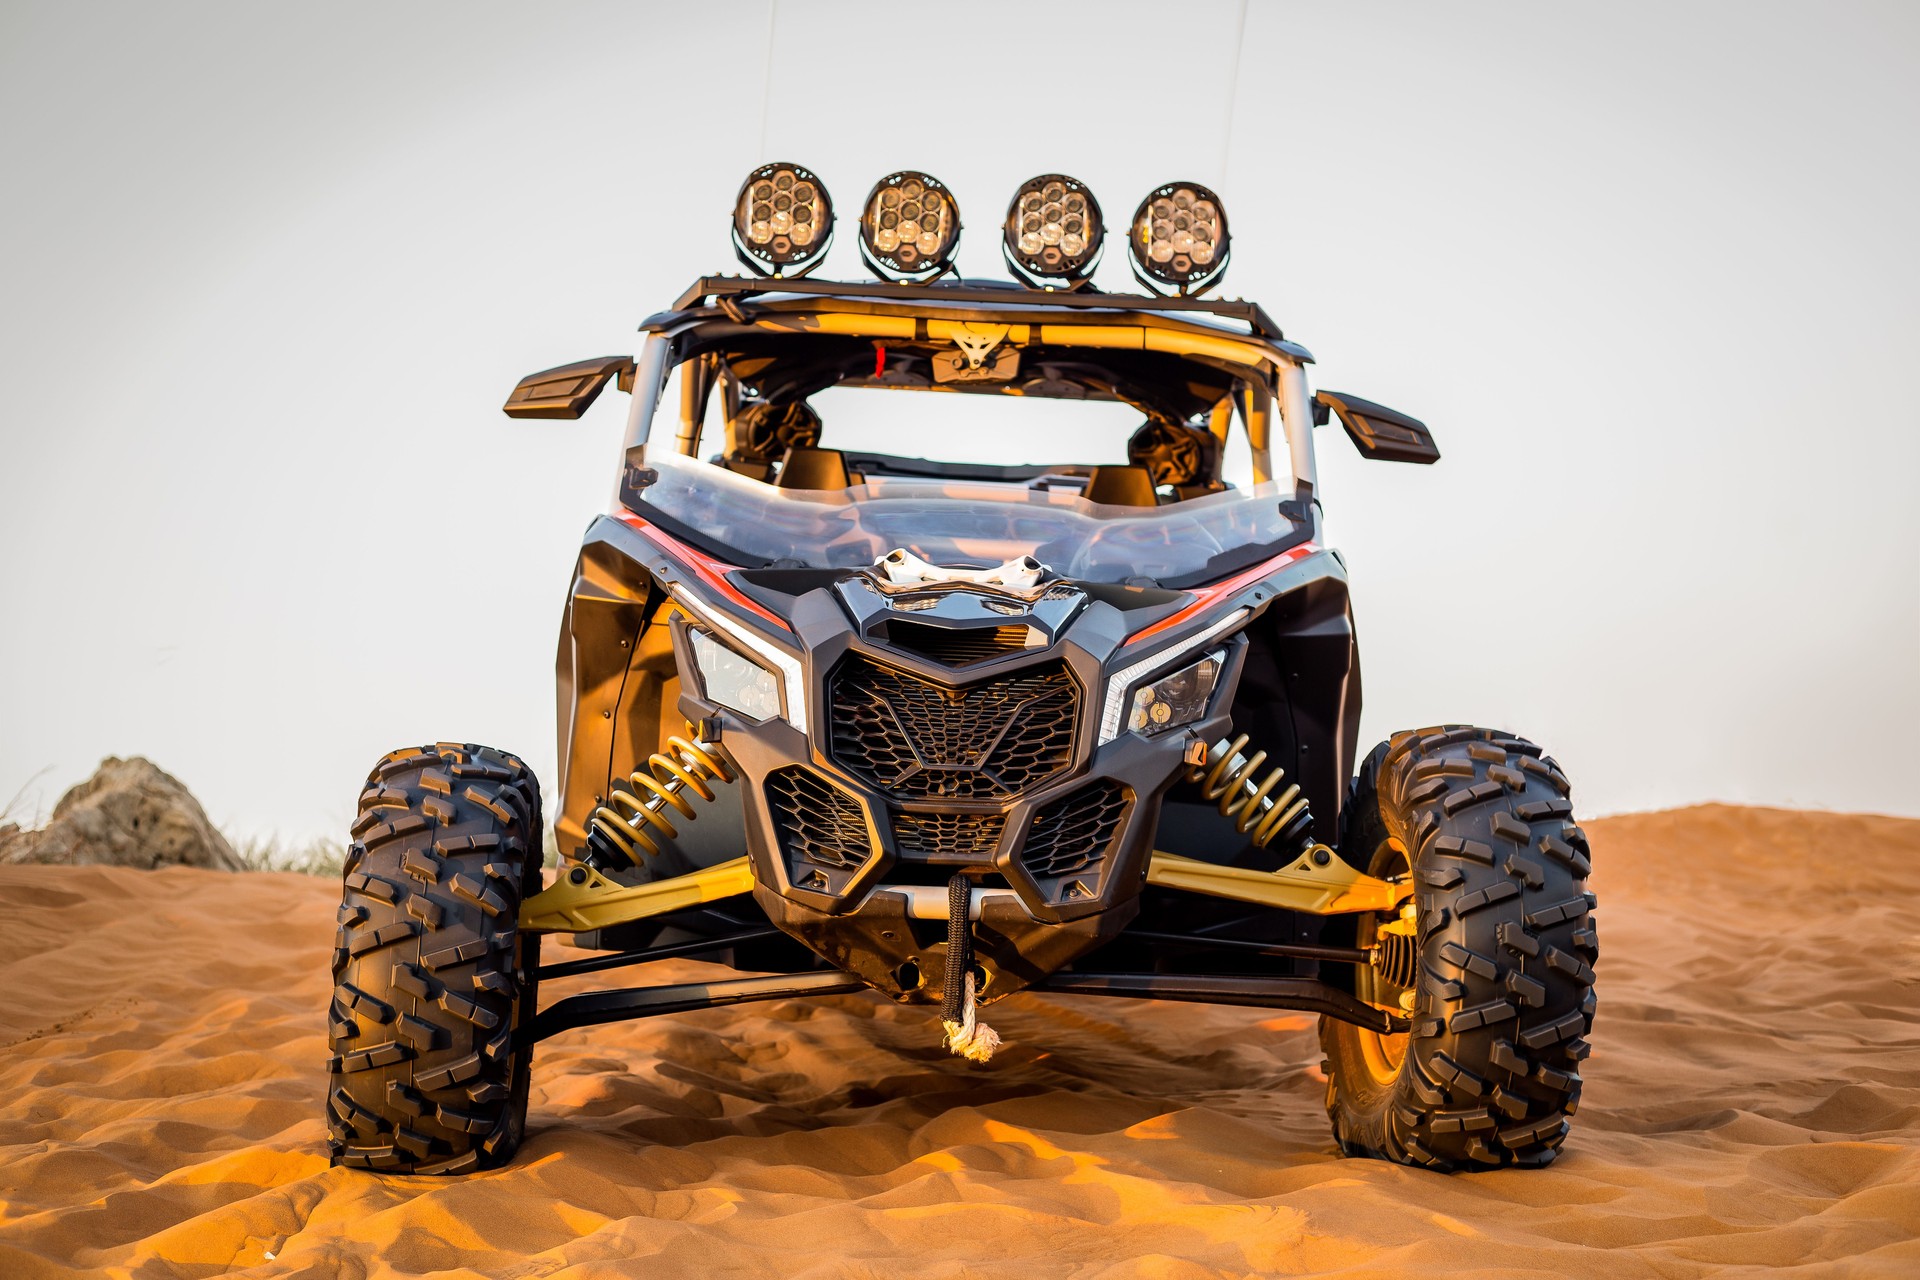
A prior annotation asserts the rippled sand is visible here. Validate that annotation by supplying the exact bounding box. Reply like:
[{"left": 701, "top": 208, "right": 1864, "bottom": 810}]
[{"left": 1, "top": 806, "right": 1915, "bottom": 1277}]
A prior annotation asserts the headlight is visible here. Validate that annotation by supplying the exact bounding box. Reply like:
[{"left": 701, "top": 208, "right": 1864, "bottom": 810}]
[
  {"left": 859, "top": 170, "right": 961, "bottom": 282},
  {"left": 1002, "top": 173, "right": 1104, "bottom": 289},
  {"left": 1127, "top": 180, "right": 1230, "bottom": 296},
  {"left": 688, "top": 627, "right": 783, "bottom": 722},
  {"left": 731, "top": 161, "right": 834, "bottom": 278},
  {"left": 672, "top": 588, "right": 806, "bottom": 727},
  {"left": 1097, "top": 607, "right": 1249, "bottom": 744},
  {"left": 1127, "top": 650, "right": 1224, "bottom": 737}
]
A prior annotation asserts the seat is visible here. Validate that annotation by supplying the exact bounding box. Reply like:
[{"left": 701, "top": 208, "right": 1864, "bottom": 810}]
[
  {"left": 1083, "top": 464, "right": 1160, "bottom": 508},
  {"left": 775, "top": 446, "right": 853, "bottom": 491},
  {"left": 728, "top": 400, "right": 824, "bottom": 480},
  {"left": 721, "top": 457, "right": 775, "bottom": 482},
  {"left": 1126, "top": 418, "right": 1222, "bottom": 502}
]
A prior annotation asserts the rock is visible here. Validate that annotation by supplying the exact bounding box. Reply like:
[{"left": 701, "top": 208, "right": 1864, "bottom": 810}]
[{"left": 0, "top": 757, "right": 244, "bottom": 871}]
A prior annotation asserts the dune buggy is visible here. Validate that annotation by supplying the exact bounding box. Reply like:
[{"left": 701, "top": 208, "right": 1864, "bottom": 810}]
[{"left": 326, "top": 167, "right": 1597, "bottom": 1176}]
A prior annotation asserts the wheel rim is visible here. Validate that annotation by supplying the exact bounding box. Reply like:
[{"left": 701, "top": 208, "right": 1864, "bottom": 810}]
[
  {"left": 1356, "top": 1011, "right": 1408, "bottom": 1083},
  {"left": 1355, "top": 837, "right": 1412, "bottom": 1085}
]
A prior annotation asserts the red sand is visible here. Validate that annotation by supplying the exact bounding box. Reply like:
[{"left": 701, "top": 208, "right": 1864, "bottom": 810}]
[{"left": 1, "top": 805, "right": 1915, "bottom": 1277}]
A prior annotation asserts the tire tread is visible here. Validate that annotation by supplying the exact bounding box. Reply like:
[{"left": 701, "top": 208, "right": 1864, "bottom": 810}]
[
  {"left": 327, "top": 743, "right": 541, "bottom": 1174},
  {"left": 1322, "top": 725, "right": 1597, "bottom": 1170}
]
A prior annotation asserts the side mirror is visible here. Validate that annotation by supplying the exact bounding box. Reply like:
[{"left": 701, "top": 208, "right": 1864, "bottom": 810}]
[
  {"left": 1314, "top": 391, "right": 1440, "bottom": 464},
  {"left": 503, "top": 356, "right": 636, "bottom": 419}
]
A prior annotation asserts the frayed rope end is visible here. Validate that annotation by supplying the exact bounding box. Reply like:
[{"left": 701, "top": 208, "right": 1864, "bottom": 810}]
[{"left": 941, "top": 970, "right": 1001, "bottom": 1063}]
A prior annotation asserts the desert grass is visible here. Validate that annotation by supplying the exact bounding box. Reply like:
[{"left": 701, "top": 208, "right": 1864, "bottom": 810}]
[{"left": 230, "top": 833, "right": 350, "bottom": 877}]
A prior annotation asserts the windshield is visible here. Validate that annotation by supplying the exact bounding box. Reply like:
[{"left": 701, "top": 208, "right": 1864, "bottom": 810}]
[
  {"left": 625, "top": 325, "right": 1307, "bottom": 585},
  {"left": 635, "top": 451, "right": 1302, "bottom": 586}
]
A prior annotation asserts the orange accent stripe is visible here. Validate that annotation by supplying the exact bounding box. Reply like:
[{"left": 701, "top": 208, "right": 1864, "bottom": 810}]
[
  {"left": 615, "top": 513, "right": 792, "bottom": 633},
  {"left": 1125, "top": 543, "right": 1319, "bottom": 645}
]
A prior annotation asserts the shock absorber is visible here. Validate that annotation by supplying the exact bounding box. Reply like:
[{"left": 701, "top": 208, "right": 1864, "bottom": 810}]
[
  {"left": 1188, "top": 733, "right": 1413, "bottom": 998},
  {"left": 1186, "top": 732, "right": 1318, "bottom": 856},
  {"left": 584, "top": 725, "right": 738, "bottom": 871}
]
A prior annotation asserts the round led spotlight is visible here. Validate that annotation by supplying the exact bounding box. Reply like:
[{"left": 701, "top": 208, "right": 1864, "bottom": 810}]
[
  {"left": 731, "top": 161, "right": 833, "bottom": 278},
  {"left": 1128, "top": 180, "right": 1230, "bottom": 296},
  {"left": 858, "top": 171, "right": 961, "bottom": 283},
  {"left": 1002, "top": 174, "right": 1105, "bottom": 289}
]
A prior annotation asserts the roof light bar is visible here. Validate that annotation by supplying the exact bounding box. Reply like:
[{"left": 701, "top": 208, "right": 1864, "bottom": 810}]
[
  {"left": 731, "top": 162, "right": 834, "bottom": 278},
  {"left": 1128, "top": 180, "right": 1230, "bottom": 297},
  {"left": 858, "top": 171, "right": 962, "bottom": 283},
  {"left": 1002, "top": 173, "right": 1105, "bottom": 290}
]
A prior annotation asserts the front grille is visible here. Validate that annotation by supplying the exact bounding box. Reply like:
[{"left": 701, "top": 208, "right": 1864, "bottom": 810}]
[
  {"left": 1020, "top": 781, "right": 1130, "bottom": 880},
  {"left": 880, "top": 620, "right": 1035, "bottom": 666},
  {"left": 829, "top": 655, "right": 1078, "bottom": 800},
  {"left": 765, "top": 766, "right": 871, "bottom": 875},
  {"left": 892, "top": 810, "right": 1005, "bottom": 860}
]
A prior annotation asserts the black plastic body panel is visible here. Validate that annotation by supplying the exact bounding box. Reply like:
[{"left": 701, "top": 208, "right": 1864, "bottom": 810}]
[{"left": 552, "top": 515, "right": 1365, "bottom": 1004}]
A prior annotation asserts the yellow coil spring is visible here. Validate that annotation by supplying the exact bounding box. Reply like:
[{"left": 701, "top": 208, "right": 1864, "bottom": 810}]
[
  {"left": 587, "top": 733, "right": 738, "bottom": 864},
  {"left": 1185, "top": 732, "right": 1315, "bottom": 852}
]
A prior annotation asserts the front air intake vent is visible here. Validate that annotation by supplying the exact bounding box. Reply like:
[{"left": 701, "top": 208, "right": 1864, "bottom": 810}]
[
  {"left": 765, "top": 767, "right": 873, "bottom": 892},
  {"left": 829, "top": 656, "right": 1079, "bottom": 800},
  {"left": 877, "top": 620, "right": 1038, "bottom": 666},
  {"left": 1019, "top": 780, "right": 1130, "bottom": 882}
]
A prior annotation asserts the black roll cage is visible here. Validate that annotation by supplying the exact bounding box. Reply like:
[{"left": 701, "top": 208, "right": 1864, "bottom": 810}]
[{"left": 653, "top": 274, "right": 1298, "bottom": 347}]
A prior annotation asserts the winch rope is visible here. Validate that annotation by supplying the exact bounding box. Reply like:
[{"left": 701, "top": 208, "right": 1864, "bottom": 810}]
[{"left": 940, "top": 873, "right": 1000, "bottom": 1063}]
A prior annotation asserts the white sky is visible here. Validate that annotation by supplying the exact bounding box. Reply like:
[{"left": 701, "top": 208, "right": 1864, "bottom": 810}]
[{"left": 2, "top": 1, "right": 1915, "bottom": 842}]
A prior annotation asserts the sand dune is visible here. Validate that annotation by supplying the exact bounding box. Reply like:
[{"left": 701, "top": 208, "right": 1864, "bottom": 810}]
[{"left": 1, "top": 806, "right": 1915, "bottom": 1277}]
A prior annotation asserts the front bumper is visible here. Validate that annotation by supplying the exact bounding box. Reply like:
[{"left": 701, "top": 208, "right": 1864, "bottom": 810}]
[{"left": 669, "top": 581, "right": 1247, "bottom": 1003}]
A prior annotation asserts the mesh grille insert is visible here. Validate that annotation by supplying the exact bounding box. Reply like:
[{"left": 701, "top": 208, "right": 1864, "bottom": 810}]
[
  {"left": 765, "top": 766, "right": 871, "bottom": 873},
  {"left": 1020, "top": 781, "right": 1129, "bottom": 880},
  {"left": 892, "top": 810, "right": 1006, "bottom": 860},
  {"left": 828, "top": 656, "right": 1078, "bottom": 800}
]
